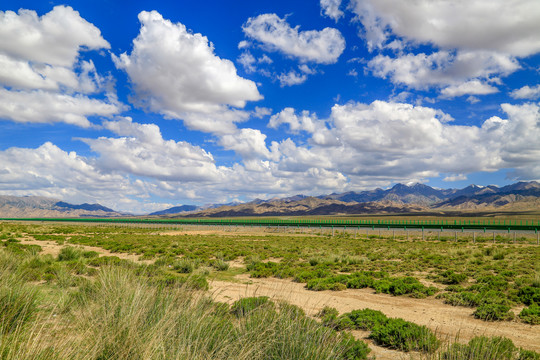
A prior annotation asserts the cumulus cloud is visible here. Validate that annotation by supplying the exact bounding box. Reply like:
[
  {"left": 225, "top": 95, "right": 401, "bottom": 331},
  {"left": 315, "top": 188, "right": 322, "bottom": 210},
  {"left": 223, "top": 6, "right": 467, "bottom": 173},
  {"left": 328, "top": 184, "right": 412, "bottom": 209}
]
[
  {"left": 80, "top": 117, "right": 221, "bottom": 182},
  {"left": 113, "top": 11, "right": 261, "bottom": 134},
  {"left": 263, "top": 101, "right": 540, "bottom": 186},
  {"left": 242, "top": 13, "right": 345, "bottom": 64},
  {"left": 510, "top": 85, "right": 540, "bottom": 100},
  {"left": 368, "top": 50, "right": 518, "bottom": 91},
  {"left": 320, "top": 0, "right": 344, "bottom": 22},
  {"left": 0, "top": 142, "right": 139, "bottom": 210},
  {"left": 0, "top": 89, "right": 119, "bottom": 127},
  {"left": 0, "top": 6, "right": 109, "bottom": 66},
  {"left": 350, "top": 0, "right": 540, "bottom": 56},
  {"left": 218, "top": 128, "right": 271, "bottom": 160},
  {"left": 0, "top": 6, "right": 120, "bottom": 126},
  {"left": 269, "top": 107, "right": 323, "bottom": 133}
]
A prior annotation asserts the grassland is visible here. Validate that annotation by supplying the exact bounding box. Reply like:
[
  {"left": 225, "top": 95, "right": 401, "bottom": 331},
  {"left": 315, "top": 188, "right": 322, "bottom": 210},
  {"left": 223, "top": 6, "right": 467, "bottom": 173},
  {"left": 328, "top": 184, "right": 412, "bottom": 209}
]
[{"left": 1, "top": 221, "right": 539, "bottom": 359}]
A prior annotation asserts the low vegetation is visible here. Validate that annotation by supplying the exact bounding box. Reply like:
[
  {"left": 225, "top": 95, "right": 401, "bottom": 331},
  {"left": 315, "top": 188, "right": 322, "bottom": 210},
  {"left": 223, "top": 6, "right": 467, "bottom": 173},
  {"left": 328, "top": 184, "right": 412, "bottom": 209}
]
[{"left": 1, "top": 221, "right": 539, "bottom": 359}]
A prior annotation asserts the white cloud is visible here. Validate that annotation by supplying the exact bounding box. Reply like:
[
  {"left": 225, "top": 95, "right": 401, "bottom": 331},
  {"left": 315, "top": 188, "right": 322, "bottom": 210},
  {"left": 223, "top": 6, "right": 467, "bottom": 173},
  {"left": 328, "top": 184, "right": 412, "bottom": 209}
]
[
  {"left": 320, "top": 0, "right": 344, "bottom": 22},
  {"left": 242, "top": 13, "right": 345, "bottom": 64},
  {"left": 0, "top": 89, "right": 119, "bottom": 127},
  {"left": 269, "top": 107, "right": 322, "bottom": 133},
  {"left": 113, "top": 10, "right": 262, "bottom": 134},
  {"left": 443, "top": 174, "right": 468, "bottom": 182},
  {"left": 80, "top": 117, "right": 221, "bottom": 182},
  {"left": 219, "top": 128, "right": 271, "bottom": 160},
  {"left": 0, "top": 6, "right": 119, "bottom": 127},
  {"left": 0, "top": 142, "right": 138, "bottom": 211},
  {"left": 268, "top": 100, "right": 540, "bottom": 185},
  {"left": 510, "top": 85, "right": 540, "bottom": 100},
  {"left": 368, "top": 50, "right": 518, "bottom": 91},
  {"left": 0, "top": 6, "right": 109, "bottom": 66},
  {"left": 238, "top": 52, "right": 257, "bottom": 73},
  {"left": 277, "top": 70, "right": 308, "bottom": 87},
  {"left": 350, "top": 0, "right": 540, "bottom": 56},
  {"left": 441, "top": 80, "right": 498, "bottom": 98}
]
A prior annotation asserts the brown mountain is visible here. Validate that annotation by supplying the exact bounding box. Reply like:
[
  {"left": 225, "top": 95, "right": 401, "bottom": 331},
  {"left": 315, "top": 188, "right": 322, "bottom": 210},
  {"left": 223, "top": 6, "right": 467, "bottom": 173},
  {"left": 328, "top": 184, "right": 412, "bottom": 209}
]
[
  {"left": 185, "top": 197, "right": 426, "bottom": 217},
  {"left": 0, "top": 195, "right": 122, "bottom": 218}
]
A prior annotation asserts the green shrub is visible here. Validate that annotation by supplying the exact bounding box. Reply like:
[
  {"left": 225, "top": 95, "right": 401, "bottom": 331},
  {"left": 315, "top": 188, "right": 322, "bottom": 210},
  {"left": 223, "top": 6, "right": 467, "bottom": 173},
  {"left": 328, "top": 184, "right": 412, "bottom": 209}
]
[
  {"left": 340, "top": 332, "right": 371, "bottom": 360},
  {"left": 341, "top": 308, "right": 388, "bottom": 331},
  {"left": 473, "top": 303, "right": 514, "bottom": 321},
  {"left": 82, "top": 250, "right": 99, "bottom": 259},
  {"left": 370, "top": 317, "right": 439, "bottom": 352},
  {"left": 519, "top": 303, "right": 540, "bottom": 325},
  {"left": 440, "top": 336, "right": 517, "bottom": 360},
  {"left": 440, "top": 270, "right": 468, "bottom": 285},
  {"left": 57, "top": 246, "right": 83, "bottom": 261},
  {"left": 519, "top": 349, "right": 540, "bottom": 360},
  {"left": 231, "top": 296, "right": 274, "bottom": 317},
  {"left": 518, "top": 286, "right": 540, "bottom": 306},
  {"left": 173, "top": 258, "right": 195, "bottom": 273},
  {"left": 211, "top": 259, "right": 229, "bottom": 271}
]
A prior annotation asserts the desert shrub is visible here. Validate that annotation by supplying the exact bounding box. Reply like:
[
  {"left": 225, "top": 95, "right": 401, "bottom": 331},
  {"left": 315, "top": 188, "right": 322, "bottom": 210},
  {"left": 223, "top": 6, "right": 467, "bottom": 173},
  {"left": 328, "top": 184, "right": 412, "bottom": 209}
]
[
  {"left": 370, "top": 317, "right": 439, "bottom": 352},
  {"left": 317, "top": 306, "right": 340, "bottom": 328},
  {"left": 440, "top": 336, "right": 518, "bottom": 360},
  {"left": 82, "top": 250, "right": 99, "bottom": 259},
  {"left": 341, "top": 308, "right": 388, "bottom": 331},
  {"left": 211, "top": 259, "right": 229, "bottom": 271},
  {"left": 440, "top": 270, "right": 468, "bottom": 285},
  {"left": 340, "top": 332, "right": 371, "bottom": 360},
  {"left": 473, "top": 303, "right": 514, "bottom": 321},
  {"left": 373, "top": 276, "right": 438, "bottom": 297},
  {"left": 231, "top": 296, "right": 274, "bottom": 317},
  {"left": 346, "top": 274, "right": 374, "bottom": 289},
  {"left": 173, "top": 258, "right": 195, "bottom": 273},
  {"left": 519, "top": 303, "right": 540, "bottom": 325},
  {"left": 518, "top": 286, "right": 540, "bottom": 306},
  {"left": 519, "top": 349, "right": 540, "bottom": 360},
  {"left": 247, "top": 261, "right": 279, "bottom": 278}
]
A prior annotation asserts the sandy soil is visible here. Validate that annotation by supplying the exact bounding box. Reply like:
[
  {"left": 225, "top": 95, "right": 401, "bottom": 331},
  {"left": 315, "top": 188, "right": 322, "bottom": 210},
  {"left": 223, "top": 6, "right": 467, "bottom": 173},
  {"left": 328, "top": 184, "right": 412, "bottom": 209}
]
[
  {"left": 209, "top": 275, "right": 540, "bottom": 359},
  {"left": 19, "top": 238, "right": 152, "bottom": 264}
]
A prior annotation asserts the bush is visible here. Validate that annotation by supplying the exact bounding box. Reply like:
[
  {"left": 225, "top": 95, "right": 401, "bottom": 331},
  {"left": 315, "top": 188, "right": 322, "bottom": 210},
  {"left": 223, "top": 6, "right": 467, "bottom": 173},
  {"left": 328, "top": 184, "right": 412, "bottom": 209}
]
[
  {"left": 518, "top": 286, "right": 540, "bottom": 306},
  {"left": 340, "top": 332, "right": 371, "bottom": 360},
  {"left": 440, "top": 270, "right": 468, "bottom": 285},
  {"left": 440, "top": 336, "right": 517, "bottom": 360},
  {"left": 519, "top": 303, "right": 540, "bottom": 325},
  {"left": 370, "top": 317, "right": 439, "bottom": 352},
  {"left": 57, "top": 246, "right": 83, "bottom": 261},
  {"left": 173, "top": 258, "right": 195, "bottom": 273},
  {"left": 342, "top": 308, "right": 388, "bottom": 331},
  {"left": 473, "top": 303, "right": 514, "bottom": 321},
  {"left": 231, "top": 296, "right": 274, "bottom": 317},
  {"left": 211, "top": 259, "right": 229, "bottom": 271}
]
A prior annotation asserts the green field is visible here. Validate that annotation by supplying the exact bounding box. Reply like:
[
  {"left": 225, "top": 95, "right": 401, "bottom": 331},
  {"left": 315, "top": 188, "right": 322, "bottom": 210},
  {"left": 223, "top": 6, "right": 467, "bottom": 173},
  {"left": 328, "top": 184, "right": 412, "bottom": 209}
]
[{"left": 1, "top": 221, "right": 539, "bottom": 359}]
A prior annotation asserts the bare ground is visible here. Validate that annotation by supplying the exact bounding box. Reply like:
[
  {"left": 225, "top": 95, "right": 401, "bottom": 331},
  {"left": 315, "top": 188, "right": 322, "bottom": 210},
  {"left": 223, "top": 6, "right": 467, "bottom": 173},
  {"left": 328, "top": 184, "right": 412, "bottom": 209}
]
[
  {"left": 209, "top": 274, "right": 540, "bottom": 360},
  {"left": 19, "top": 238, "right": 152, "bottom": 264}
]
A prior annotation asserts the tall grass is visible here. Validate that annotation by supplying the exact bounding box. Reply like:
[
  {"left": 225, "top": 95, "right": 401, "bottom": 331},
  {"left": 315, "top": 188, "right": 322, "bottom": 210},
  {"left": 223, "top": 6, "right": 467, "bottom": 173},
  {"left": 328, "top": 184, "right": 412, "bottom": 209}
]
[{"left": 0, "top": 246, "right": 369, "bottom": 360}]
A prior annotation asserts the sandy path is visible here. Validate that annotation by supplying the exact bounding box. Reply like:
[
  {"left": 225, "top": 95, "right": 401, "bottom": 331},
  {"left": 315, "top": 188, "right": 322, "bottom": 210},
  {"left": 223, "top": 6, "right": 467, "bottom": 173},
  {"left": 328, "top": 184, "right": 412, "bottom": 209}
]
[
  {"left": 19, "top": 238, "right": 152, "bottom": 264},
  {"left": 210, "top": 275, "right": 540, "bottom": 359}
]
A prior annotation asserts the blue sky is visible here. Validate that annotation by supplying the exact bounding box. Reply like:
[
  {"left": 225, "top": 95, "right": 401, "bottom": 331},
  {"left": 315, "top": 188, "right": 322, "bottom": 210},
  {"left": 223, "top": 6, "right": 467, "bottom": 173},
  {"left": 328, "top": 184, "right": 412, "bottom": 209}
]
[{"left": 1, "top": 0, "right": 540, "bottom": 213}]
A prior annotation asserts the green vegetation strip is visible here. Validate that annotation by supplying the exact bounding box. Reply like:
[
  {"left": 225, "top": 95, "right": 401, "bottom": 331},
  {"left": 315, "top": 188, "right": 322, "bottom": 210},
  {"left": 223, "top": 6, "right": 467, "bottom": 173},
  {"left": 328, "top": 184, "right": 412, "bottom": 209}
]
[{"left": 2, "top": 216, "right": 540, "bottom": 231}]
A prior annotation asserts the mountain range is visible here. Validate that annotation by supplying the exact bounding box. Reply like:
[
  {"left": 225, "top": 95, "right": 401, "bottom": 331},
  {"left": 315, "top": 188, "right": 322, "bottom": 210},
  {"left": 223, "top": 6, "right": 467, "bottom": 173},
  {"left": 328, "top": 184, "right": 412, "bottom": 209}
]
[
  {"left": 1, "top": 181, "right": 540, "bottom": 218},
  {"left": 0, "top": 196, "right": 121, "bottom": 218}
]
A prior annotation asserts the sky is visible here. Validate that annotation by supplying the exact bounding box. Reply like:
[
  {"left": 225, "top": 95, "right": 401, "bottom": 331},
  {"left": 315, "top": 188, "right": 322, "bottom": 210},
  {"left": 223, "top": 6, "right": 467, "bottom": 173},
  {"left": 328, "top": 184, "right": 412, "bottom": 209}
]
[{"left": 1, "top": 0, "right": 540, "bottom": 213}]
